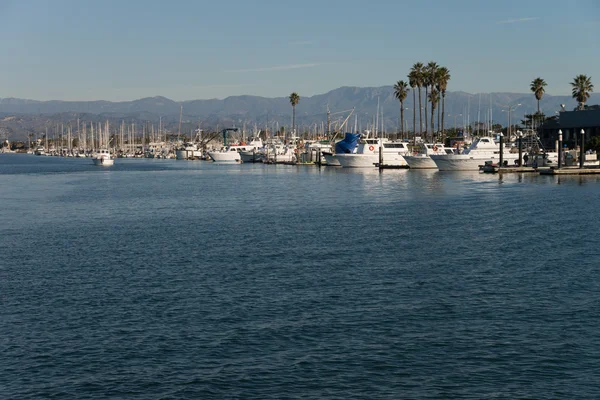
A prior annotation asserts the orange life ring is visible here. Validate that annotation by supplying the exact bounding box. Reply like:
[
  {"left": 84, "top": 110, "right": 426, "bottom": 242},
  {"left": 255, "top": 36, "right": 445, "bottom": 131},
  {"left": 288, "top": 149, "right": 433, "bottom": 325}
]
[
  {"left": 369, "top": 145, "right": 375, "bottom": 151},
  {"left": 433, "top": 145, "right": 438, "bottom": 152}
]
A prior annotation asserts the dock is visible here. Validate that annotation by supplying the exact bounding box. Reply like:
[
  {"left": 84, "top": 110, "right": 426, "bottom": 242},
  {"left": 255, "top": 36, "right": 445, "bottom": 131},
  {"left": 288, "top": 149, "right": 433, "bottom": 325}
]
[
  {"left": 539, "top": 167, "right": 600, "bottom": 175},
  {"left": 481, "top": 165, "right": 537, "bottom": 173}
]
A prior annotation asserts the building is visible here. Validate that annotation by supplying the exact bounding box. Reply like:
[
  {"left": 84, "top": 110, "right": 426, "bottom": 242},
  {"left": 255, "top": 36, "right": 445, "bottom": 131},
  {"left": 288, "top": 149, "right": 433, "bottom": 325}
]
[{"left": 540, "top": 108, "right": 600, "bottom": 149}]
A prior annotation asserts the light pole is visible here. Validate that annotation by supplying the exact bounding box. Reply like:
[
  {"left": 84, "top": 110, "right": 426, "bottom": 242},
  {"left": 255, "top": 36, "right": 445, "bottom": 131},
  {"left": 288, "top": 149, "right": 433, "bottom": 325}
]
[
  {"left": 501, "top": 103, "right": 521, "bottom": 139},
  {"left": 558, "top": 129, "right": 563, "bottom": 169}
]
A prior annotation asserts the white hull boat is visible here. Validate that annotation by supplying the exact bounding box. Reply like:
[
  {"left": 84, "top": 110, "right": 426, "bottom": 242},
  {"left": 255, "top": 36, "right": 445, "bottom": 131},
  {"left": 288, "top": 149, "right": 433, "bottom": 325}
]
[{"left": 430, "top": 136, "right": 519, "bottom": 171}]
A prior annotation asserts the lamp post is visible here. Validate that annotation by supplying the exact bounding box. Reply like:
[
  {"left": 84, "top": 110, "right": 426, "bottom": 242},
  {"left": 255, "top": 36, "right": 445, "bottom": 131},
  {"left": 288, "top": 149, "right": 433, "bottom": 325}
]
[
  {"left": 558, "top": 129, "right": 563, "bottom": 169},
  {"left": 580, "top": 129, "right": 585, "bottom": 168},
  {"left": 501, "top": 103, "right": 521, "bottom": 140}
]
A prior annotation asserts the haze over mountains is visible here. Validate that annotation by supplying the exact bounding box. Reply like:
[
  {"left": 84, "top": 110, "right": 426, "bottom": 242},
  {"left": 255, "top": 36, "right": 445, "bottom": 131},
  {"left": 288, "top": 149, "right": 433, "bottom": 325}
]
[{"left": 1, "top": 86, "right": 598, "bottom": 140}]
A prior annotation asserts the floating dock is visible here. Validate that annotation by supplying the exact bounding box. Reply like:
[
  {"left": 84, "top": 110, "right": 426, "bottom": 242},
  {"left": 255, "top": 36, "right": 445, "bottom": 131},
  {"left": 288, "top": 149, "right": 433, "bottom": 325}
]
[
  {"left": 481, "top": 165, "right": 538, "bottom": 173},
  {"left": 539, "top": 167, "right": 600, "bottom": 175}
]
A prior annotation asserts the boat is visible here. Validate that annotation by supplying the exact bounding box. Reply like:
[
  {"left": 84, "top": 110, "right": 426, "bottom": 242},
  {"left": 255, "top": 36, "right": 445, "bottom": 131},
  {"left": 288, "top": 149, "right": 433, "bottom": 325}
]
[
  {"left": 322, "top": 132, "right": 361, "bottom": 166},
  {"left": 263, "top": 141, "right": 296, "bottom": 164},
  {"left": 336, "top": 138, "right": 409, "bottom": 168},
  {"left": 34, "top": 146, "right": 46, "bottom": 156},
  {"left": 92, "top": 149, "right": 114, "bottom": 166},
  {"left": 430, "top": 136, "right": 519, "bottom": 171},
  {"left": 239, "top": 138, "right": 266, "bottom": 163},
  {"left": 208, "top": 139, "right": 263, "bottom": 163},
  {"left": 176, "top": 142, "right": 203, "bottom": 160},
  {"left": 403, "top": 143, "right": 453, "bottom": 169}
]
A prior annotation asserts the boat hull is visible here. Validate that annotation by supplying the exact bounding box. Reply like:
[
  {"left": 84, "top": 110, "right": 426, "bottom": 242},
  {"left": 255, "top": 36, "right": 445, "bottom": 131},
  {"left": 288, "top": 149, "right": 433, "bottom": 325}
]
[
  {"left": 92, "top": 158, "right": 114, "bottom": 166},
  {"left": 208, "top": 151, "right": 241, "bottom": 162},
  {"left": 431, "top": 154, "right": 519, "bottom": 171},
  {"left": 336, "top": 153, "right": 408, "bottom": 168},
  {"left": 322, "top": 153, "right": 341, "bottom": 166},
  {"left": 404, "top": 155, "right": 437, "bottom": 169}
]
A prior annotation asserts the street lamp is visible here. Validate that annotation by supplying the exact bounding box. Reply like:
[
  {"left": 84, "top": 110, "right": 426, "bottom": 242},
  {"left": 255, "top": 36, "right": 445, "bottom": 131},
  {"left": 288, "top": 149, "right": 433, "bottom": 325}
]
[{"left": 501, "top": 103, "right": 521, "bottom": 139}]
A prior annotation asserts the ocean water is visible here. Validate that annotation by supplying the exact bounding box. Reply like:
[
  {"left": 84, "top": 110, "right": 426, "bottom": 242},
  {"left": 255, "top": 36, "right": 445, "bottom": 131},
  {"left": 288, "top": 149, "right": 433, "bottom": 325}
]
[{"left": 1, "top": 154, "right": 599, "bottom": 399}]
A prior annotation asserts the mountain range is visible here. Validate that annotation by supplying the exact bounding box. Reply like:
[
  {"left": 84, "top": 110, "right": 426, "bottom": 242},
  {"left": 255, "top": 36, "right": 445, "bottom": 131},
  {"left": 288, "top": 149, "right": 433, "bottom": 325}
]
[{"left": 1, "top": 86, "right": 598, "bottom": 140}]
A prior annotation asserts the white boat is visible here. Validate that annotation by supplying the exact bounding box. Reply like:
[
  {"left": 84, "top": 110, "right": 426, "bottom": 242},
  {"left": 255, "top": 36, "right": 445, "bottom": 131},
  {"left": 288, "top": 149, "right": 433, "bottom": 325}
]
[
  {"left": 92, "top": 149, "right": 114, "bottom": 166},
  {"left": 336, "top": 138, "right": 410, "bottom": 168},
  {"left": 430, "top": 136, "right": 519, "bottom": 171},
  {"left": 176, "top": 142, "right": 203, "bottom": 160},
  {"left": 263, "top": 142, "right": 296, "bottom": 164},
  {"left": 404, "top": 143, "right": 453, "bottom": 169},
  {"left": 208, "top": 139, "right": 263, "bottom": 163},
  {"left": 34, "top": 146, "right": 46, "bottom": 156},
  {"left": 239, "top": 138, "right": 266, "bottom": 163}
]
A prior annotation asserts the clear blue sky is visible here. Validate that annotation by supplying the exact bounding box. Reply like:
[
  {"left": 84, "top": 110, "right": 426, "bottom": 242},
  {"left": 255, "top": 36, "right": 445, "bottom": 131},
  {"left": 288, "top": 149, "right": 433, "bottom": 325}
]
[{"left": 1, "top": 0, "right": 599, "bottom": 101}]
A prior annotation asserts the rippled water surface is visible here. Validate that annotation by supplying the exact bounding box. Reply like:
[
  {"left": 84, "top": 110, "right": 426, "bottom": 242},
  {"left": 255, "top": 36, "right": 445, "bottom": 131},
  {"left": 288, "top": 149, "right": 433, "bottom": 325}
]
[{"left": 2, "top": 154, "right": 600, "bottom": 399}]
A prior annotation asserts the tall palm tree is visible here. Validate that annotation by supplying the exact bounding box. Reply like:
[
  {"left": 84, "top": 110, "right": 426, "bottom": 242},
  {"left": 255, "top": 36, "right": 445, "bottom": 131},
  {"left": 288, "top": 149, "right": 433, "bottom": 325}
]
[
  {"left": 428, "top": 89, "right": 440, "bottom": 143},
  {"left": 530, "top": 77, "right": 547, "bottom": 114},
  {"left": 408, "top": 71, "right": 418, "bottom": 138},
  {"left": 570, "top": 75, "right": 593, "bottom": 110},
  {"left": 289, "top": 92, "right": 300, "bottom": 137},
  {"left": 436, "top": 67, "right": 451, "bottom": 140},
  {"left": 424, "top": 61, "right": 439, "bottom": 139},
  {"left": 410, "top": 63, "right": 425, "bottom": 135},
  {"left": 393, "top": 80, "right": 409, "bottom": 138}
]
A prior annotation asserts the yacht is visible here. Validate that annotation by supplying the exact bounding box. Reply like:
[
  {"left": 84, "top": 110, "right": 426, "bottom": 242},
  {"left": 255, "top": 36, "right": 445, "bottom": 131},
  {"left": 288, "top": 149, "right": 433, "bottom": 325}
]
[
  {"left": 208, "top": 139, "right": 263, "bottom": 163},
  {"left": 239, "top": 138, "right": 266, "bottom": 163},
  {"left": 322, "top": 133, "right": 361, "bottom": 166},
  {"left": 336, "top": 138, "right": 409, "bottom": 168},
  {"left": 34, "top": 146, "right": 46, "bottom": 156},
  {"left": 263, "top": 142, "right": 296, "bottom": 164},
  {"left": 176, "top": 142, "right": 203, "bottom": 160},
  {"left": 404, "top": 143, "right": 453, "bottom": 169},
  {"left": 430, "top": 136, "right": 519, "bottom": 171},
  {"left": 92, "top": 149, "right": 114, "bottom": 166}
]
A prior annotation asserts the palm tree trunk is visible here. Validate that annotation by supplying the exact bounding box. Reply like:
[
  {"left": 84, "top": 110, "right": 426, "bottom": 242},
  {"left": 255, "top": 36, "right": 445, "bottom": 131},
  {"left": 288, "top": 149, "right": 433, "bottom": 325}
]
[
  {"left": 424, "top": 86, "right": 429, "bottom": 138},
  {"left": 537, "top": 98, "right": 540, "bottom": 114},
  {"left": 442, "top": 94, "right": 446, "bottom": 142},
  {"left": 400, "top": 102, "right": 404, "bottom": 139},
  {"left": 292, "top": 105, "right": 296, "bottom": 138},
  {"left": 412, "top": 90, "right": 416, "bottom": 139},
  {"left": 431, "top": 106, "right": 435, "bottom": 144},
  {"left": 418, "top": 87, "right": 422, "bottom": 136},
  {"left": 437, "top": 98, "right": 441, "bottom": 139}
]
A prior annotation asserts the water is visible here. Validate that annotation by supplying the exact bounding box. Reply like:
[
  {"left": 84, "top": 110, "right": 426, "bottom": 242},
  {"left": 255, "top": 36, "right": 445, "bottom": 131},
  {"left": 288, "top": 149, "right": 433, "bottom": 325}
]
[{"left": 1, "top": 154, "right": 599, "bottom": 399}]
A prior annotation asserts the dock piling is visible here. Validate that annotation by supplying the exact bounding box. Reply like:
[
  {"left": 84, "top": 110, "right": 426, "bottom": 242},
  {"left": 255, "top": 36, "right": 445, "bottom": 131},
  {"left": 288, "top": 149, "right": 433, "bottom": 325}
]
[
  {"left": 499, "top": 133, "right": 504, "bottom": 167},
  {"left": 518, "top": 132, "right": 523, "bottom": 167},
  {"left": 580, "top": 129, "right": 585, "bottom": 169},
  {"left": 558, "top": 130, "right": 562, "bottom": 169}
]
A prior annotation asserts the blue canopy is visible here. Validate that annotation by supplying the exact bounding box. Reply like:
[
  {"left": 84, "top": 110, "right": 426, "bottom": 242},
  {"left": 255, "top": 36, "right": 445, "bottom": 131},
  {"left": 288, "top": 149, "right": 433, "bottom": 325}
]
[{"left": 335, "top": 133, "right": 361, "bottom": 154}]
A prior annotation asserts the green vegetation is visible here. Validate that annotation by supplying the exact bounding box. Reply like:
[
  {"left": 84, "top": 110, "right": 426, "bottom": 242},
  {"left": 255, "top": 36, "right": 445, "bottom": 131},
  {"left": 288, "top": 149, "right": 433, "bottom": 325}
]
[
  {"left": 393, "top": 80, "right": 409, "bottom": 138},
  {"left": 571, "top": 75, "right": 594, "bottom": 110},
  {"left": 289, "top": 92, "right": 300, "bottom": 136}
]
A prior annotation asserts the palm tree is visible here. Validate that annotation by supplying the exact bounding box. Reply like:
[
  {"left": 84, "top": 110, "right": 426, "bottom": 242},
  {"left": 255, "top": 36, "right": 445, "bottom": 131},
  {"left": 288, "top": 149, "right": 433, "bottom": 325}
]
[
  {"left": 394, "top": 80, "right": 409, "bottom": 138},
  {"left": 436, "top": 67, "right": 451, "bottom": 140},
  {"left": 408, "top": 71, "right": 418, "bottom": 138},
  {"left": 410, "top": 63, "right": 425, "bottom": 135},
  {"left": 289, "top": 92, "right": 300, "bottom": 137},
  {"left": 428, "top": 88, "right": 440, "bottom": 143},
  {"left": 570, "top": 75, "right": 593, "bottom": 110},
  {"left": 530, "top": 77, "right": 547, "bottom": 114},
  {"left": 424, "top": 61, "right": 439, "bottom": 139}
]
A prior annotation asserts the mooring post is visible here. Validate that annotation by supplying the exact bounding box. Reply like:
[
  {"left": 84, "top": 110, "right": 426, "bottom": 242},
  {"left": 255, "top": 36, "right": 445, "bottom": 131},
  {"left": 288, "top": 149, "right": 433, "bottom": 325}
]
[
  {"left": 580, "top": 129, "right": 585, "bottom": 169},
  {"left": 558, "top": 130, "right": 563, "bottom": 169},
  {"left": 499, "top": 133, "right": 504, "bottom": 168},
  {"left": 378, "top": 142, "right": 383, "bottom": 171},
  {"left": 518, "top": 132, "right": 523, "bottom": 167}
]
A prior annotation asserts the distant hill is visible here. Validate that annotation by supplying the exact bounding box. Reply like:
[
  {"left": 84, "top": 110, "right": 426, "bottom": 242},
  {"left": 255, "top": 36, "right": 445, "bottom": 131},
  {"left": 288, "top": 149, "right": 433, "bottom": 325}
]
[{"left": 1, "top": 87, "right": 599, "bottom": 140}]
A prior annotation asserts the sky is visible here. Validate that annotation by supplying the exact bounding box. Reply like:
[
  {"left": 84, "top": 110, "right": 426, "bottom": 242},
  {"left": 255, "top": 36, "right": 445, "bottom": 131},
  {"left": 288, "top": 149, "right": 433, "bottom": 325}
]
[{"left": 1, "top": 0, "right": 599, "bottom": 101}]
